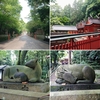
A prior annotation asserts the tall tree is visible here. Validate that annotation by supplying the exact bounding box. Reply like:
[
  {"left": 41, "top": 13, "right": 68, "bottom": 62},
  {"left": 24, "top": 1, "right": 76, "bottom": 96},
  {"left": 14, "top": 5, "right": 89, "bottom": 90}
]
[
  {"left": 70, "top": 0, "right": 85, "bottom": 24},
  {"left": 17, "top": 50, "right": 28, "bottom": 65},
  {"left": 63, "top": 4, "right": 72, "bottom": 18},
  {"left": 26, "top": 0, "right": 49, "bottom": 37},
  {"left": 51, "top": 0, "right": 100, "bottom": 25},
  {"left": 0, "top": 0, "right": 23, "bottom": 36},
  {"left": 85, "top": 0, "right": 100, "bottom": 18},
  {"left": 72, "top": 50, "right": 100, "bottom": 69},
  {"left": 50, "top": 4, "right": 70, "bottom": 25}
]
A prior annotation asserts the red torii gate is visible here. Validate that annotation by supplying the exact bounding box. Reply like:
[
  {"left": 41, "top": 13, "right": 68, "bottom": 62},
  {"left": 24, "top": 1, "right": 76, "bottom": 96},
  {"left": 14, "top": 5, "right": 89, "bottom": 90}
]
[{"left": 50, "top": 33, "right": 100, "bottom": 50}]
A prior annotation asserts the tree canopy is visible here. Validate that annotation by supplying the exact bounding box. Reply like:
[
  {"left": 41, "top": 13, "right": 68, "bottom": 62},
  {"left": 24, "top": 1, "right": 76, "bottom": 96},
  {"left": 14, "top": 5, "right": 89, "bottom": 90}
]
[
  {"left": 72, "top": 50, "right": 100, "bottom": 69},
  {"left": 0, "top": 0, "right": 50, "bottom": 37},
  {"left": 51, "top": 50, "right": 66, "bottom": 67},
  {"left": 26, "top": 0, "right": 49, "bottom": 37},
  {"left": 0, "top": 0, "right": 25, "bottom": 36},
  {"left": 50, "top": 0, "right": 100, "bottom": 26},
  {"left": 0, "top": 50, "right": 12, "bottom": 65}
]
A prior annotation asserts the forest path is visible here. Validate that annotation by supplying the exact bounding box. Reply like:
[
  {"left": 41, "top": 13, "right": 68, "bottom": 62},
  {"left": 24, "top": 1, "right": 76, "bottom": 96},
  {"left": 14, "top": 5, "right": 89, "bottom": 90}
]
[{"left": 0, "top": 34, "right": 49, "bottom": 49}]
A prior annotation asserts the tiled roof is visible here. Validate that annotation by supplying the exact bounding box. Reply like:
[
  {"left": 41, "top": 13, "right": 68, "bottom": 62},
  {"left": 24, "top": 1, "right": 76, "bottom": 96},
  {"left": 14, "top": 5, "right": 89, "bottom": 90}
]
[
  {"left": 52, "top": 25, "right": 77, "bottom": 31},
  {"left": 76, "top": 22, "right": 85, "bottom": 28},
  {"left": 77, "top": 18, "right": 100, "bottom": 28},
  {"left": 90, "top": 18, "right": 100, "bottom": 24}
]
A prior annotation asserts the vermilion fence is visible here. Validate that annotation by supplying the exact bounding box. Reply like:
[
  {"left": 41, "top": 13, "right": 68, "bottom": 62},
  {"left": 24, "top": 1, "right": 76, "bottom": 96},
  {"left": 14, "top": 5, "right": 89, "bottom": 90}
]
[{"left": 51, "top": 33, "right": 100, "bottom": 49}]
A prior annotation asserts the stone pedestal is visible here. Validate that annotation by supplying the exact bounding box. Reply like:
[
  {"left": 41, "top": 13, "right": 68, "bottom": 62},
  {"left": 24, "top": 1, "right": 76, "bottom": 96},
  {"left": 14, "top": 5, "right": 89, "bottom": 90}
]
[
  {"left": 50, "top": 90, "right": 100, "bottom": 100},
  {"left": 0, "top": 88, "right": 49, "bottom": 100},
  {"left": 51, "top": 83, "right": 100, "bottom": 91},
  {"left": 0, "top": 82, "right": 49, "bottom": 93}
]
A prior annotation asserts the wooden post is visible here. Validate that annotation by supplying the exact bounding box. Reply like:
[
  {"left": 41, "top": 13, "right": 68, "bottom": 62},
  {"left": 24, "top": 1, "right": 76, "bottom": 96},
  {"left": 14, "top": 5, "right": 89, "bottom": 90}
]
[
  {"left": 68, "top": 50, "right": 71, "bottom": 64},
  {"left": 34, "top": 34, "right": 36, "bottom": 39},
  {"left": 70, "top": 38, "right": 74, "bottom": 49},
  {"left": 8, "top": 34, "right": 10, "bottom": 40}
]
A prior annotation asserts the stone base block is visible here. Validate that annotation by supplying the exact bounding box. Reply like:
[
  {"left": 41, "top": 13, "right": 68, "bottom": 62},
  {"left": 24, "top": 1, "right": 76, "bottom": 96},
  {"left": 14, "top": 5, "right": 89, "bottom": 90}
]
[
  {"left": 50, "top": 90, "right": 100, "bottom": 100},
  {"left": 51, "top": 83, "right": 100, "bottom": 91},
  {"left": 0, "top": 88, "right": 49, "bottom": 100},
  {"left": 0, "top": 82, "right": 49, "bottom": 93}
]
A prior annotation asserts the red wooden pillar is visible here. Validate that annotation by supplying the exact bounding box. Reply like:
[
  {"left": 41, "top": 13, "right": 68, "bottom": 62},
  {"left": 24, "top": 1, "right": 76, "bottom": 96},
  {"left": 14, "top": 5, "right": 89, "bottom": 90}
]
[
  {"left": 66, "top": 39, "right": 70, "bottom": 49},
  {"left": 62, "top": 44, "right": 65, "bottom": 49},
  {"left": 79, "top": 41, "right": 82, "bottom": 49},
  {"left": 51, "top": 46, "right": 54, "bottom": 49},
  {"left": 64, "top": 40, "right": 68, "bottom": 49},
  {"left": 88, "top": 36, "right": 91, "bottom": 49},
  {"left": 75, "top": 39, "right": 79, "bottom": 49},
  {"left": 99, "top": 34, "right": 100, "bottom": 48},
  {"left": 70, "top": 38, "right": 74, "bottom": 49},
  {"left": 55, "top": 45, "right": 58, "bottom": 49},
  {"left": 81, "top": 41, "right": 84, "bottom": 49},
  {"left": 58, "top": 44, "right": 61, "bottom": 49},
  {"left": 76, "top": 41, "right": 80, "bottom": 49},
  {"left": 78, "top": 41, "right": 80, "bottom": 49},
  {"left": 64, "top": 43, "right": 67, "bottom": 49},
  {"left": 54, "top": 45, "right": 56, "bottom": 49}
]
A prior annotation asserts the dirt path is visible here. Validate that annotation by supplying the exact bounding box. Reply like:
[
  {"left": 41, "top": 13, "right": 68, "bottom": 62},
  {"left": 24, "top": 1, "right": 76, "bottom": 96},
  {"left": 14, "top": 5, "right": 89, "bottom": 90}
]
[{"left": 0, "top": 34, "right": 49, "bottom": 49}]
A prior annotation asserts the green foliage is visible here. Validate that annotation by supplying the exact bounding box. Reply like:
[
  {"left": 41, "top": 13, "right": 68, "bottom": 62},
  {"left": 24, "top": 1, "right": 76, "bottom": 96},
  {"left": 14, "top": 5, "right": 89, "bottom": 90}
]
[
  {"left": 50, "top": 0, "right": 100, "bottom": 25},
  {"left": 72, "top": 51, "right": 82, "bottom": 64},
  {"left": 0, "top": 0, "right": 24, "bottom": 36},
  {"left": 26, "top": 0, "right": 49, "bottom": 36},
  {"left": 59, "top": 16, "right": 70, "bottom": 25},
  {"left": 0, "top": 50, "right": 12, "bottom": 65},
  {"left": 0, "top": 35, "right": 8, "bottom": 42},
  {"left": 70, "top": 0, "right": 85, "bottom": 24},
  {"left": 50, "top": 16, "right": 64, "bottom": 26},
  {"left": 26, "top": 51, "right": 49, "bottom": 69},
  {"left": 50, "top": 4, "right": 66, "bottom": 25},
  {"left": 51, "top": 50, "right": 65, "bottom": 66},
  {"left": 63, "top": 4, "right": 72, "bottom": 18},
  {"left": 85, "top": 0, "right": 100, "bottom": 18},
  {"left": 72, "top": 51, "right": 100, "bottom": 69},
  {"left": 51, "top": 0, "right": 56, "bottom": 2},
  {"left": 51, "top": 4, "right": 63, "bottom": 17}
]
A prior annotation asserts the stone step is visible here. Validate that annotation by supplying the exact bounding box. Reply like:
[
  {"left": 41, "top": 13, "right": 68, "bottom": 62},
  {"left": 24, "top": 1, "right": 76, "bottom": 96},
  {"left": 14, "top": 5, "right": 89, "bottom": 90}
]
[{"left": 0, "top": 88, "right": 49, "bottom": 100}]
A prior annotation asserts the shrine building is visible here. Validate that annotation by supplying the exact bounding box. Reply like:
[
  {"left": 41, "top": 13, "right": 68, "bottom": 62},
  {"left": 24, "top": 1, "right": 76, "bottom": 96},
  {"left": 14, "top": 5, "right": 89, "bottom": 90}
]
[
  {"left": 51, "top": 17, "right": 100, "bottom": 36},
  {"left": 76, "top": 17, "right": 100, "bottom": 33},
  {"left": 51, "top": 25, "right": 77, "bottom": 35}
]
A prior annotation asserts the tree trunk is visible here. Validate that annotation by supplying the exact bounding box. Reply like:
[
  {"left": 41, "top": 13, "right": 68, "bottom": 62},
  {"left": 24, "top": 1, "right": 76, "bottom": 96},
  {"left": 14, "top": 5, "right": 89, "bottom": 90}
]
[
  {"left": 20, "top": 51, "right": 28, "bottom": 65},
  {"left": 17, "top": 50, "right": 28, "bottom": 65},
  {"left": 17, "top": 50, "right": 21, "bottom": 65}
]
